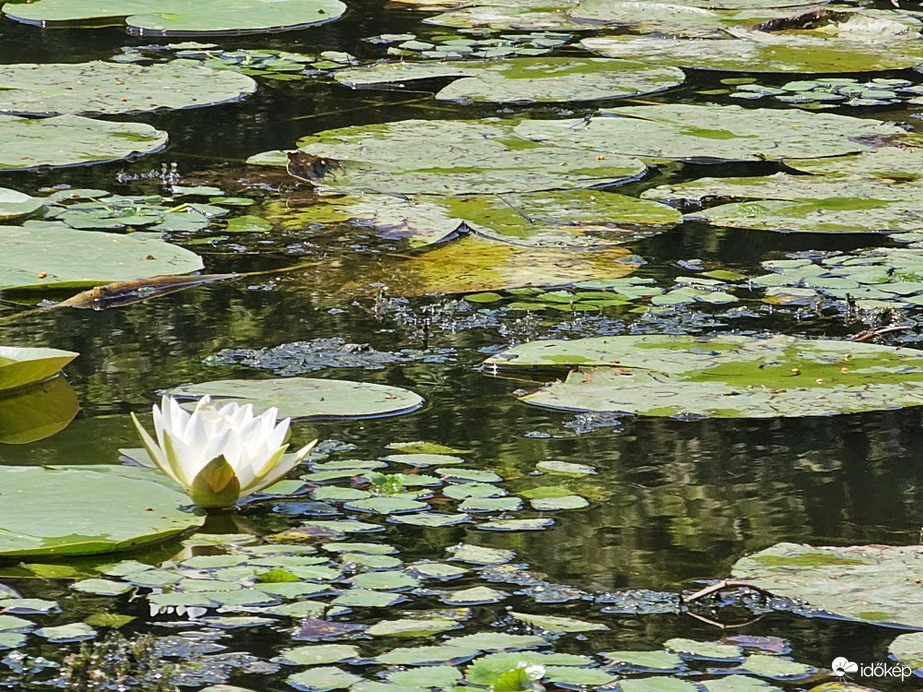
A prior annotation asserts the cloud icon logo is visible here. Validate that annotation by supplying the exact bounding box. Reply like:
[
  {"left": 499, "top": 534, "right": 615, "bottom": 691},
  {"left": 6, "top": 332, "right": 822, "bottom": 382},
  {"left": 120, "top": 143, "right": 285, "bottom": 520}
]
[{"left": 832, "top": 657, "right": 858, "bottom": 677}]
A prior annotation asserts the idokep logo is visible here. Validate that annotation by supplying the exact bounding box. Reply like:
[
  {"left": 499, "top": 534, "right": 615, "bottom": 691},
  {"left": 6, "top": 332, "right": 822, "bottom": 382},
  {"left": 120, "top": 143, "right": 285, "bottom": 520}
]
[
  {"left": 832, "top": 656, "right": 912, "bottom": 681},
  {"left": 831, "top": 657, "right": 858, "bottom": 678}
]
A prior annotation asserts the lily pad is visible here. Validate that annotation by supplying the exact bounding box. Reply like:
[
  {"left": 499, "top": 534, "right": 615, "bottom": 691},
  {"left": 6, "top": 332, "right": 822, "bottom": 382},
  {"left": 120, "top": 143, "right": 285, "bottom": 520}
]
[
  {"left": 618, "top": 678, "right": 701, "bottom": 692},
  {"left": 603, "top": 650, "right": 685, "bottom": 671},
  {"left": 386, "top": 441, "right": 470, "bottom": 455},
  {"left": 366, "top": 618, "right": 458, "bottom": 637},
  {"left": 447, "top": 544, "right": 515, "bottom": 565},
  {"left": 383, "top": 453, "right": 466, "bottom": 467},
  {"left": 888, "top": 631, "right": 923, "bottom": 669},
  {"left": 377, "top": 644, "right": 480, "bottom": 665},
  {"left": 688, "top": 197, "right": 923, "bottom": 235},
  {"left": 529, "top": 495, "right": 589, "bottom": 511},
  {"left": 0, "top": 115, "right": 167, "bottom": 170},
  {"left": 664, "top": 639, "right": 744, "bottom": 661},
  {"left": 0, "top": 465, "right": 204, "bottom": 557},
  {"left": 290, "top": 189, "right": 678, "bottom": 249},
  {"left": 535, "top": 460, "right": 596, "bottom": 476},
  {"left": 485, "top": 334, "right": 923, "bottom": 418},
  {"left": 286, "top": 666, "right": 362, "bottom": 691},
  {"left": 278, "top": 644, "right": 359, "bottom": 666},
  {"left": 71, "top": 578, "right": 134, "bottom": 596},
  {"left": 513, "top": 104, "right": 906, "bottom": 162},
  {"left": 703, "top": 677, "right": 782, "bottom": 691},
  {"left": 352, "top": 571, "right": 419, "bottom": 591},
  {"left": 580, "top": 27, "right": 923, "bottom": 74},
  {"left": 0, "top": 346, "right": 78, "bottom": 392},
  {"left": 736, "top": 654, "right": 816, "bottom": 680},
  {"left": 35, "top": 622, "right": 95, "bottom": 642},
  {"left": 447, "top": 632, "right": 547, "bottom": 650},
  {"left": 458, "top": 497, "right": 523, "bottom": 513},
  {"left": 248, "top": 119, "right": 646, "bottom": 195},
  {"left": 466, "top": 652, "right": 596, "bottom": 686},
  {"left": 389, "top": 513, "right": 471, "bottom": 527},
  {"left": 387, "top": 666, "right": 462, "bottom": 688},
  {"left": 0, "top": 188, "right": 43, "bottom": 220},
  {"left": 3, "top": 0, "right": 347, "bottom": 35},
  {"left": 510, "top": 611, "right": 608, "bottom": 632},
  {"left": 331, "top": 588, "right": 404, "bottom": 608},
  {"left": 438, "top": 467, "right": 502, "bottom": 483},
  {"left": 0, "top": 221, "right": 203, "bottom": 292},
  {"left": 166, "top": 377, "right": 423, "bottom": 420},
  {"left": 439, "top": 586, "right": 507, "bottom": 605},
  {"left": 323, "top": 542, "right": 397, "bottom": 555},
  {"left": 336, "top": 57, "right": 683, "bottom": 104},
  {"left": 345, "top": 496, "right": 429, "bottom": 515},
  {"left": 0, "top": 61, "right": 255, "bottom": 116},
  {"left": 407, "top": 562, "right": 468, "bottom": 580},
  {"left": 731, "top": 542, "right": 923, "bottom": 627},
  {"left": 478, "top": 518, "right": 555, "bottom": 531}
]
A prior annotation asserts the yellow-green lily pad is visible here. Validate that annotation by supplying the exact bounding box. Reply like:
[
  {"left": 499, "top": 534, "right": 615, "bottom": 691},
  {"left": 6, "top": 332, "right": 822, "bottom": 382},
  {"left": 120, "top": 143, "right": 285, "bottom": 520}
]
[
  {"left": 486, "top": 334, "right": 923, "bottom": 418},
  {"left": 3, "top": 0, "right": 347, "bottom": 35}
]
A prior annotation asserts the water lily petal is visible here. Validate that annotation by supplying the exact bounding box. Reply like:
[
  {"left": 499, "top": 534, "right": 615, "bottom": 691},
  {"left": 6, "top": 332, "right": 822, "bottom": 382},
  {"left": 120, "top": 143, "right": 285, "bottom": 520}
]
[
  {"left": 130, "top": 413, "right": 177, "bottom": 483},
  {"left": 152, "top": 399, "right": 169, "bottom": 452},
  {"left": 264, "top": 415, "right": 290, "bottom": 453},
  {"left": 238, "top": 446, "right": 298, "bottom": 496},
  {"left": 237, "top": 445, "right": 291, "bottom": 497},
  {"left": 161, "top": 428, "right": 198, "bottom": 489},
  {"left": 294, "top": 438, "right": 318, "bottom": 462},
  {"left": 169, "top": 395, "right": 199, "bottom": 441},
  {"left": 196, "top": 425, "right": 234, "bottom": 473}
]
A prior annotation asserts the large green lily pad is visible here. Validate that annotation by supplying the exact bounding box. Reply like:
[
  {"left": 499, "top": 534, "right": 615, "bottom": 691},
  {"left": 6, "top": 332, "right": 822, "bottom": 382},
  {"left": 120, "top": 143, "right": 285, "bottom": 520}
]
[
  {"left": 644, "top": 167, "right": 923, "bottom": 233},
  {"left": 485, "top": 334, "right": 923, "bottom": 418},
  {"left": 335, "top": 57, "right": 684, "bottom": 104},
  {"left": 166, "top": 377, "right": 424, "bottom": 419},
  {"left": 247, "top": 119, "right": 646, "bottom": 195},
  {"left": 731, "top": 542, "right": 923, "bottom": 627},
  {"left": 513, "top": 104, "right": 906, "bottom": 162},
  {"left": 688, "top": 197, "right": 923, "bottom": 234},
  {"left": 0, "top": 346, "right": 78, "bottom": 392},
  {"left": 0, "top": 188, "right": 43, "bottom": 221},
  {"left": 566, "top": 1, "right": 752, "bottom": 39},
  {"left": 0, "top": 465, "right": 204, "bottom": 557},
  {"left": 2, "top": 0, "right": 347, "bottom": 34},
  {"left": 274, "top": 189, "right": 679, "bottom": 248},
  {"left": 0, "top": 221, "right": 203, "bottom": 291},
  {"left": 888, "top": 631, "right": 923, "bottom": 669},
  {"left": 423, "top": 0, "right": 819, "bottom": 34},
  {"left": 0, "top": 61, "right": 256, "bottom": 116},
  {"left": 644, "top": 171, "right": 923, "bottom": 207},
  {"left": 0, "top": 114, "right": 167, "bottom": 170},
  {"left": 581, "top": 21, "right": 923, "bottom": 74},
  {"left": 783, "top": 146, "right": 923, "bottom": 179}
]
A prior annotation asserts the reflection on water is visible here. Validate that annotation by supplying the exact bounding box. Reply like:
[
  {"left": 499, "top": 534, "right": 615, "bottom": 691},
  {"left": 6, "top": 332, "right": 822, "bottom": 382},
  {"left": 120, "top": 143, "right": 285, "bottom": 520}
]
[
  {"left": 4, "top": 280, "right": 922, "bottom": 591},
  {"left": 0, "top": 3, "right": 922, "bottom": 688}
]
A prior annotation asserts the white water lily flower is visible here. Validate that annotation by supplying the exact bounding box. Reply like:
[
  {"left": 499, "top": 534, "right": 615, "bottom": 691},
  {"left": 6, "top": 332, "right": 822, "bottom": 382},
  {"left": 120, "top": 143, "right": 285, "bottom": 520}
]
[{"left": 131, "top": 395, "right": 316, "bottom": 509}]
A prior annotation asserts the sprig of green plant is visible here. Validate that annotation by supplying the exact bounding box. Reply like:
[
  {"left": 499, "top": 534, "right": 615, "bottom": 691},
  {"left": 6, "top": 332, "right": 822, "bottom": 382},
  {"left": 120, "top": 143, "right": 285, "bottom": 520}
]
[{"left": 366, "top": 471, "right": 404, "bottom": 495}]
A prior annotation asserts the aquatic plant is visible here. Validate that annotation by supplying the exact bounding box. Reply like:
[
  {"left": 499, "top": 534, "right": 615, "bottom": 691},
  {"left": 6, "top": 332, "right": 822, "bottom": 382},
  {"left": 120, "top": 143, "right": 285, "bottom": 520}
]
[
  {"left": 131, "top": 395, "right": 316, "bottom": 509},
  {"left": 59, "top": 633, "right": 175, "bottom": 692}
]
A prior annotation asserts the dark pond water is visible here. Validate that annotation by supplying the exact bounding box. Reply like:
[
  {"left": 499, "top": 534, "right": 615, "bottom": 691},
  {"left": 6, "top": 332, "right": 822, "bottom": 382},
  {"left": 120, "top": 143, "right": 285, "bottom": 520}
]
[{"left": 1, "top": 1, "right": 923, "bottom": 690}]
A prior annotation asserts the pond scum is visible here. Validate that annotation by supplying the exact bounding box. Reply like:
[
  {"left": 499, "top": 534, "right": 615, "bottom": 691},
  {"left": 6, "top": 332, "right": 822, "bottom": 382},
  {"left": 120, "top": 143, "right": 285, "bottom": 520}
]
[{"left": 2, "top": 0, "right": 923, "bottom": 690}]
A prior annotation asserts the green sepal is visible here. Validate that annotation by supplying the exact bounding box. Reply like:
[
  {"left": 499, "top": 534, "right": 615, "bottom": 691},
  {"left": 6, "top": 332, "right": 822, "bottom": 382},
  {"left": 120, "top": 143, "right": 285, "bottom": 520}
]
[{"left": 189, "top": 455, "right": 241, "bottom": 509}]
